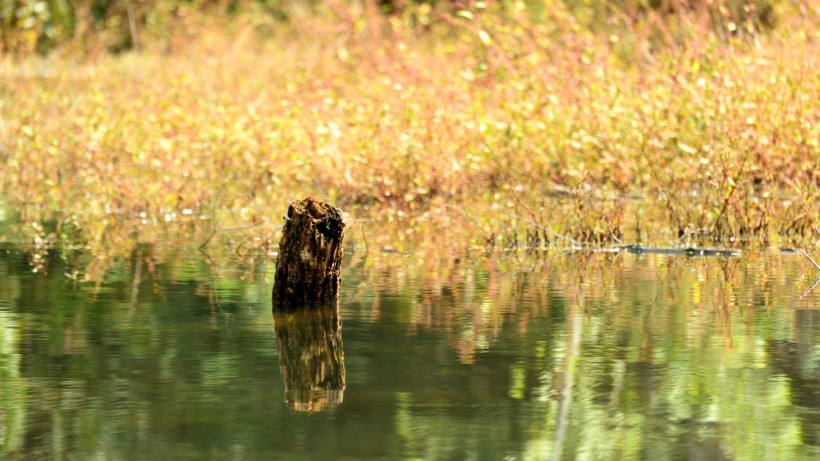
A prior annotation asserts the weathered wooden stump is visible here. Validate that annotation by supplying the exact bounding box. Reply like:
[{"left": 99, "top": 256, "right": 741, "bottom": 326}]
[
  {"left": 273, "top": 305, "right": 345, "bottom": 412},
  {"left": 272, "top": 197, "right": 345, "bottom": 310}
]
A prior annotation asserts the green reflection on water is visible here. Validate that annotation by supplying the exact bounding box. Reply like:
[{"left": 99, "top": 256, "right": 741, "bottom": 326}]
[
  {"left": 0, "top": 247, "right": 817, "bottom": 460},
  {"left": 0, "top": 310, "right": 25, "bottom": 453}
]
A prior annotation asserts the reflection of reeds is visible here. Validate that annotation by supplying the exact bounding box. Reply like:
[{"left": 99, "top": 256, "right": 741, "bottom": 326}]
[
  {"left": 273, "top": 303, "right": 346, "bottom": 413},
  {"left": 343, "top": 247, "right": 818, "bottom": 366}
]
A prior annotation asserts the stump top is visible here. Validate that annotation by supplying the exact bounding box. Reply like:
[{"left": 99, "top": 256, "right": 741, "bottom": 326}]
[{"left": 288, "top": 197, "right": 344, "bottom": 240}]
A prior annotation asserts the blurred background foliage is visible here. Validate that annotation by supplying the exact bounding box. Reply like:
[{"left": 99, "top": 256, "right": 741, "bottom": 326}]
[
  {"left": 0, "top": 0, "right": 787, "bottom": 54},
  {"left": 0, "top": 0, "right": 288, "bottom": 53},
  {"left": 1, "top": 0, "right": 817, "bottom": 268}
]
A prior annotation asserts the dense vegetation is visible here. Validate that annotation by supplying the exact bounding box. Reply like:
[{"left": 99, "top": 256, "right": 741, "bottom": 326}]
[{"left": 1, "top": 0, "right": 818, "bottom": 277}]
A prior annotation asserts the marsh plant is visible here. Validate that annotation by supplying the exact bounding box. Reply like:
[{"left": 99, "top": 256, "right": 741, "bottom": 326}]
[{"left": 1, "top": 0, "right": 818, "bottom": 277}]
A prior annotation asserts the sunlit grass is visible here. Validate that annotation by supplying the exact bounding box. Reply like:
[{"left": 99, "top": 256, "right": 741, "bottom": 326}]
[{"left": 0, "top": 2, "right": 818, "bottom": 278}]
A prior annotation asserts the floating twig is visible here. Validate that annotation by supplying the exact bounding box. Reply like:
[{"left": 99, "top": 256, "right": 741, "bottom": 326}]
[
  {"left": 795, "top": 249, "right": 820, "bottom": 298},
  {"left": 199, "top": 222, "right": 265, "bottom": 250},
  {"left": 802, "top": 277, "right": 820, "bottom": 298},
  {"left": 797, "top": 249, "right": 820, "bottom": 272},
  {"left": 446, "top": 204, "right": 494, "bottom": 242},
  {"left": 500, "top": 210, "right": 581, "bottom": 247}
]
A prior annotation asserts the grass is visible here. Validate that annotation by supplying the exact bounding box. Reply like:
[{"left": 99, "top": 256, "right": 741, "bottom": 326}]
[{"left": 0, "top": 1, "right": 818, "bottom": 277}]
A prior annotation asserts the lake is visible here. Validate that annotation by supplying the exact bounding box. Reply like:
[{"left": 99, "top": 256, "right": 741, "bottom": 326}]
[{"left": 1, "top": 245, "right": 818, "bottom": 460}]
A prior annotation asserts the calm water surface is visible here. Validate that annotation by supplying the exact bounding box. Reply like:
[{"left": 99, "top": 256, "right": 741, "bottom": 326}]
[{"left": 0, "top": 247, "right": 818, "bottom": 460}]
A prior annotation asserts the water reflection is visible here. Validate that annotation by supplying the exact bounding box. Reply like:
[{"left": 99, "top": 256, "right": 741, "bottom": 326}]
[
  {"left": 344, "top": 249, "right": 820, "bottom": 460},
  {"left": 0, "top": 246, "right": 818, "bottom": 459},
  {"left": 0, "top": 311, "right": 25, "bottom": 454},
  {"left": 273, "top": 303, "right": 346, "bottom": 412}
]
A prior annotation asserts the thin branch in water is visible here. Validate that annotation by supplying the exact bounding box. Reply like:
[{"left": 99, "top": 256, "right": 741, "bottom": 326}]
[
  {"left": 360, "top": 224, "right": 369, "bottom": 257},
  {"left": 553, "top": 301, "right": 584, "bottom": 461},
  {"left": 199, "top": 222, "right": 266, "bottom": 250},
  {"left": 216, "top": 223, "right": 264, "bottom": 233},
  {"left": 500, "top": 210, "right": 581, "bottom": 247},
  {"left": 802, "top": 277, "right": 820, "bottom": 298},
  {"left": 198, "top": 249, "right": 224, "bottom": 314},
  {"left": 131, "top": 247, "right": 143, "bottom": 306},
  {"left": 794, "top": 249, "right": 820, "bottom": 298},
  {"left": 511, "top": 248, "right": 577, "bottom": 274},
  {"left": 445, "top": 204, "right": 493, "bottom": 242},
  {"left": 797, "top": 249, "right": 820, "bottom": 272}
]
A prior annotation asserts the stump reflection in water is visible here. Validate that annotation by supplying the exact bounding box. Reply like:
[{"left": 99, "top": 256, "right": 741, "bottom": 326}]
[{"left": 273, "top": 302, "right": 346, "bottom": 412}]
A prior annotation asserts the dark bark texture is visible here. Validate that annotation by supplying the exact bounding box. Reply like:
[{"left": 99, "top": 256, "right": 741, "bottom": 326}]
[{"left": 272, "top": 197, "right": 345, "bottom": 310}]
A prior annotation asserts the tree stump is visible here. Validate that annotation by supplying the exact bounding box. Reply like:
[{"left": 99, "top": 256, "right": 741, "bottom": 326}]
[{"left": 272, "top": 197, "right": 345, "bottom": 310}]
